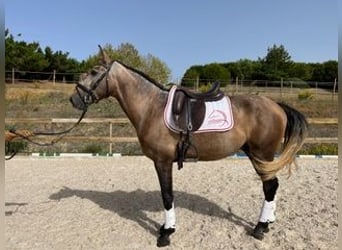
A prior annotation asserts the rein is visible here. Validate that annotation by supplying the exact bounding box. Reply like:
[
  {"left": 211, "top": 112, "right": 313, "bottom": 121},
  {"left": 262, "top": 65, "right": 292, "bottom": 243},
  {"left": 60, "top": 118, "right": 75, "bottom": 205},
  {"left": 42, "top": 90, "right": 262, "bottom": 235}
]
[
  {"left": 5, "top": 151, "right": 17, "bottom": 161},
  {"left": 5, "top": 108, "right": 87, "bottom": 160},
  {"left": 20, "top": 108, "right": 87, "bottom": 143},
  {"left": 7, "top": 108, "right": 87, "bottom": 148}
]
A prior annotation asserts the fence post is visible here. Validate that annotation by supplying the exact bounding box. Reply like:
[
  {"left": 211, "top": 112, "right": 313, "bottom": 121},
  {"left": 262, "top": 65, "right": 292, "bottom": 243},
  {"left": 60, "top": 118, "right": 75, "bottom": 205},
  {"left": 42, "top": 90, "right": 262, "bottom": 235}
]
[
  {"left": 280, "top": 78, "right": 283, "bottom": 99},
  {"left": 109, "top": 122, "right": 113, "bottom": 154},
  {"left": 53, "top": 70, "right": 56, "bottom": 86},
  {"left": 195, "top": 76, "right": 199, "bottom": 91},
  {"left": 12, "top": 68, "right": 15, "bottom": 84},
  {"left": 235, "top": 76, "right": 238, "bottom": 93},
  {"left": 332, "top": 78, "right": 337, "bottom": 101}
]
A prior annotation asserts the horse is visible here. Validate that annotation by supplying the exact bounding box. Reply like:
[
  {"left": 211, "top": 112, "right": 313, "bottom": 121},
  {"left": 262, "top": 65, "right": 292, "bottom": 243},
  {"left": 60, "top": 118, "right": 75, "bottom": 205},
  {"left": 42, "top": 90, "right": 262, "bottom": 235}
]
[{"left": 69, "top": 46, "right": 308, "bottom": 247}]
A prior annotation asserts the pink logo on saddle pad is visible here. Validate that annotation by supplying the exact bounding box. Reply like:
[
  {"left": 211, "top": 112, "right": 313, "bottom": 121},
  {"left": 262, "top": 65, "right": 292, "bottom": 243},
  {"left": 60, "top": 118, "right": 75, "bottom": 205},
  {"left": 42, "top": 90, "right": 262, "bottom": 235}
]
[
  {"left": 164, "top": 86, "right": 234, "bottom": 133},
  {"left": 207, "top": 110, "right": 230, "bottom": 127},
  {"left": 196, "top": 97, "right": 234, "bottom": 133}
]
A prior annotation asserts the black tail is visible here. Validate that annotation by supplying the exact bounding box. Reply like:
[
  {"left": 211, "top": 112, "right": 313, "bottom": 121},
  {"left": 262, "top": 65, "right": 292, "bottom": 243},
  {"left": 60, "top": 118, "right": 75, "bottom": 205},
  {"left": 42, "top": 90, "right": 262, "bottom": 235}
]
[
  {"left": 253, "top": 102, "right": 308, "bottom": 181},
  {"left": 277, "top": 102, "right": 308, "bottom": 149}
]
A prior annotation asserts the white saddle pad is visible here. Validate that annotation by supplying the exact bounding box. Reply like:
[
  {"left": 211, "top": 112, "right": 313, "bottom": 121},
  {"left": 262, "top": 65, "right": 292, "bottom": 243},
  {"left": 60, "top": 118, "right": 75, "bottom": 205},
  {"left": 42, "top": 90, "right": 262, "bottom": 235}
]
[{"left": 164, "top": 86, "right": 234, "bottom": 133}]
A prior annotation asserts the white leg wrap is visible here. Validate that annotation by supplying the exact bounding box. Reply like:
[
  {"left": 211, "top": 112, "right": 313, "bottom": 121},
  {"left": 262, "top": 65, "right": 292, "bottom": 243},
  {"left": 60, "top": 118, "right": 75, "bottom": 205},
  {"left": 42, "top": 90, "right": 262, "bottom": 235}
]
[
  {"left": 164, "top": 203, "right": 176, "bottom": 229},
  {"left": 259, "top": 199, "right": 276, "bottom": 223}
]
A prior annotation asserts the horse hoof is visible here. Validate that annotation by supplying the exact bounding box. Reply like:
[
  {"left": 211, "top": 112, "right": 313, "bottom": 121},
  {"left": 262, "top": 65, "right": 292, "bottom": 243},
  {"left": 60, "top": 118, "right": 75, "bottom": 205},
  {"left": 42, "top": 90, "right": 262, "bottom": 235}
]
[
  {"left": 157, "top": 235, "right": 170, "bottom": 247},
  {"left": 157, "top": 224, "right": 175, "bottom": 247},
  {"left": 251, "top": 222, "right": 269, "bottom": 240},
  {"left": 251, "top": 229, "right": 264, "bottom": 240}
]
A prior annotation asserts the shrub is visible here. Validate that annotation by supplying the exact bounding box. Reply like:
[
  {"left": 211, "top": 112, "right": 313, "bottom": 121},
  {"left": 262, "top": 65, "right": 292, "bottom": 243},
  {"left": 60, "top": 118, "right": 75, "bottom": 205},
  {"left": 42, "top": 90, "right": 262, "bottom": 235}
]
[
  {"left": 5, "top": 125, "right": 29, "bottom": 156},
  {"left": 33, "top": 82, "right": 41, "bottom": 89},
  {"left": 285, "top": 78, "right": 310, "bottom": 88},
  {"left": 299, "top": 144, "right": 337, "bottom": 155},
  {"left": 20, "top": 91, "right": 31, "bottom": 105},
  {"left": 6, "top": 140, "right": 28, "bottom": 156},
  {"left": 198, "top": 83, "right": 212, "bottom": 93},
  {"left": 298, "top": 90, "right": 314, "bottom": 100},
  {"left": 80, "top": 143, "right": 104, "bottom": 154}
]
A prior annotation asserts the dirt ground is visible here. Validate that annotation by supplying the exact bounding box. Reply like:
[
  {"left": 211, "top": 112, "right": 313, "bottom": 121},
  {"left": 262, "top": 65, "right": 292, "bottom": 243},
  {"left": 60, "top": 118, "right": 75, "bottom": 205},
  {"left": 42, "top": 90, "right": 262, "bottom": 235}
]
[{"left": 5, "top": 156, "right": 338, "bottom": 250}]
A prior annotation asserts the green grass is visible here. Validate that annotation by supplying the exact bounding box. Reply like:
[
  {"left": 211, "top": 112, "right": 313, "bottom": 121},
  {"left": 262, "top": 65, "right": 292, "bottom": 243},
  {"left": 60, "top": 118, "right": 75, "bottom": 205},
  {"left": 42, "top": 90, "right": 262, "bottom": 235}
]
[{"left": 299, "top": 144, "right": 338, "bottom": 155}]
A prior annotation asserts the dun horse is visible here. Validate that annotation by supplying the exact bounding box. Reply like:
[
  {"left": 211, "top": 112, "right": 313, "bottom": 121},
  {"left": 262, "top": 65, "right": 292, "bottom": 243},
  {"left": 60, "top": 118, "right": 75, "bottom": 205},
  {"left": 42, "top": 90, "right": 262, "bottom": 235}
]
[{"left": 69, "top": 46, "right": 308, "bottom": 247}]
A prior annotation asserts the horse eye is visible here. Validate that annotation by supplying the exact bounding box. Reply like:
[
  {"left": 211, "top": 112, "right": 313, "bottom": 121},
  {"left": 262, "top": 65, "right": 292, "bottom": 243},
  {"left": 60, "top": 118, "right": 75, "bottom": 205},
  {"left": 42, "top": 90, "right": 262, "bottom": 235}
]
[{"left": 90, "top": 70, "right": 98, "bottom": 76}]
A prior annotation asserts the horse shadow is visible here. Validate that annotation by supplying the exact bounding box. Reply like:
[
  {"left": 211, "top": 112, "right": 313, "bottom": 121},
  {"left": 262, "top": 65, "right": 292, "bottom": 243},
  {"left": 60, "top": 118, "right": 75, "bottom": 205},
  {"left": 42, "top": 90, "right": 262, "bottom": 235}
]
[{"left": 49, "top": 187, "right": 255, "bottom": 236}]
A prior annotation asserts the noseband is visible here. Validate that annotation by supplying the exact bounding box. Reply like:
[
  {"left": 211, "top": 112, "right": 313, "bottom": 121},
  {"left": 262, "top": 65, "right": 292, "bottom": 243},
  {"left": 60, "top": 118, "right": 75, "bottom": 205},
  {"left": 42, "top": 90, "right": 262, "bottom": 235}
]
[{"left": 75, "top": 62, "right": 113, "bottom": 108}]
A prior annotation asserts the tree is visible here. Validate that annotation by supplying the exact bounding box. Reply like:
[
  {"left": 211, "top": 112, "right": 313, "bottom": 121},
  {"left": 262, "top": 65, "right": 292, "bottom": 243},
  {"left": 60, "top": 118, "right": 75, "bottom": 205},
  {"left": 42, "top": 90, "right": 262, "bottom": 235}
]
[
  {"left": 43, "top": 47, "right": 81, "bottom": 81},
  {"left": 225, "top": 59, "right": 261, "bottom": 80},
  {"left": 140, "top": 53, "right": 171, "bottom": 83},
  {"left": 181, "top": 65, "right": 203, "bottom": 87},
  {"left": 259, "top": 44, "right": 293, "bottom": 80},
  {"left": 181, "top": 43, "right": 337, "bottom": 88},
  {"left": 5, "top": 29, "right": 170, "bottom": 83},
  {"left": 288, "top": 62, "right": 313, "bottom": 81},
  {"left": 181, "top": 63, "right": 230, "bottom": 87},
  {"left": 311, "top": 61, "right": 337, "bottom": 82},
  {"left": 81, "top": 42, "right": 171, "bottom": 84},
  {"left": 201, "top": 63, "right": 230, "bottom": 86},
  {"left": 6, "top": 29, "right": 81, "bottom": 82},
  {"left": 114, "top": 43, "right": 142, "bottom": 68},
  {"left": 5, "top": 29, "right": 48, "bottom": 72}
]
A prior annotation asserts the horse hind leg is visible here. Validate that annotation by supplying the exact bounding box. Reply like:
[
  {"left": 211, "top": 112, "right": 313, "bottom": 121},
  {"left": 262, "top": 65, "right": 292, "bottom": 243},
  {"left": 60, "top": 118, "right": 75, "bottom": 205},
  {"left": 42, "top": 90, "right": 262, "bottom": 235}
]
[
  {"left": 244, "top": 146, "right": 280, "bottom": 240},
  {"left": 252, "top": 176, "right": 279, "bottom": 240}
]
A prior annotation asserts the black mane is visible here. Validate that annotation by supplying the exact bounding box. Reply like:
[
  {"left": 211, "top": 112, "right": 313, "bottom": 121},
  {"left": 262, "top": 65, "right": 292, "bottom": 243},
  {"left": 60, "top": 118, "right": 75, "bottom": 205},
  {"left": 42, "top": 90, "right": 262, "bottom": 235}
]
[{"left": 114, "top": 60, "right": 170, "bottom": 91}]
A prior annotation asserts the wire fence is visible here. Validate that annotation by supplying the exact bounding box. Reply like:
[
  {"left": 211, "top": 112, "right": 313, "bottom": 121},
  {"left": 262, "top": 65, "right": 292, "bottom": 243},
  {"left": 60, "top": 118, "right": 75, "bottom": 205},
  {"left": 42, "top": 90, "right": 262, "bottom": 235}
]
[
  {"left": 178, "top": 77, "right": 338, "bottom": 101},
  {"left": 5, "top": 69, "right": 338, "bottom": 100},
  {"left": 5, "top": 69, "right": 80, "bottom": 84}
]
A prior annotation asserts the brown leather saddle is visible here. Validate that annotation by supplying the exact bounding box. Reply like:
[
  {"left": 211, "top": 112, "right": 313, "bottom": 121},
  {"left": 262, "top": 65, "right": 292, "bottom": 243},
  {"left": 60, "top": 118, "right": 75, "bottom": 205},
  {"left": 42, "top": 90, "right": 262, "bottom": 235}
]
[{"left": 170, "top": 82, "right": 225, "bottom": 169}]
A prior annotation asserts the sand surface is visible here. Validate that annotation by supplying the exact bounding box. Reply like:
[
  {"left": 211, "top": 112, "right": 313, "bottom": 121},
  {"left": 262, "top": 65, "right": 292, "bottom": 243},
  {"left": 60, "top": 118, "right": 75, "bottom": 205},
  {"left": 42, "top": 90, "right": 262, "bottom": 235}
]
[{"left": 5, "top": 156, "right": 338, "bottom": 250}]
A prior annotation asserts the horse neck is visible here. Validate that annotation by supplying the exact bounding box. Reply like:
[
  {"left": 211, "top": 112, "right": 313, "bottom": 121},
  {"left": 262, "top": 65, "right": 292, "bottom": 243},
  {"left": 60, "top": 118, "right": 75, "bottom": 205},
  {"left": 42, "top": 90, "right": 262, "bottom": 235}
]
[{"left": 109, "top": 63, "right": 165, "bottom": 129}]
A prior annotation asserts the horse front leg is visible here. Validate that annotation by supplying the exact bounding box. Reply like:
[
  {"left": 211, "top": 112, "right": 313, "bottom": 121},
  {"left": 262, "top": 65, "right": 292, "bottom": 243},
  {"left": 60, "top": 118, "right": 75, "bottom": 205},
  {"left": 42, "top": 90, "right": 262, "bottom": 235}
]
[
  {"left": 252, "top": 177, "right": 279, "bottom": 240},
  {"left": 154, "top": 160, "right": 175, "bottom": 247}
]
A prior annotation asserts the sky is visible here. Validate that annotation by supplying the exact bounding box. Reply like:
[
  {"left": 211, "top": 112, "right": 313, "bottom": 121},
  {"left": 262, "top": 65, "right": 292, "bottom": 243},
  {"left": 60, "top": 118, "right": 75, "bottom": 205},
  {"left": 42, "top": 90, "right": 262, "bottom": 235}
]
[{"left": 5, "top": 0, "right": 337, "bottom": 81}]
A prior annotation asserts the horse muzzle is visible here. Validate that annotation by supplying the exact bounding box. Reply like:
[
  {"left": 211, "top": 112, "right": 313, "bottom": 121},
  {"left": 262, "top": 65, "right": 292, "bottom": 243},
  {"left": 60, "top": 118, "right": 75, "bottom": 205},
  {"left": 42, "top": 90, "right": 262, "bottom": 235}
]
[{"left": 69, "top": 94, "right": 88, "bottom": 111}]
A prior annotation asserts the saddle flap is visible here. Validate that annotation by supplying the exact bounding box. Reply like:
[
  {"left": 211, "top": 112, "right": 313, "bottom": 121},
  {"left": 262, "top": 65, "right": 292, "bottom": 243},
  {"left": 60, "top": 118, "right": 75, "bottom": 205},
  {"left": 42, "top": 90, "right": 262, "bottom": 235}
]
[
  {"left": 172, "top": 91, "right": 186, "bottom": 115},
  {"left": 188, "top": 100, "right": 205, "bottom": 131},
  {"left": 172, "top": 92, "right": 206, "bottom": 132}
]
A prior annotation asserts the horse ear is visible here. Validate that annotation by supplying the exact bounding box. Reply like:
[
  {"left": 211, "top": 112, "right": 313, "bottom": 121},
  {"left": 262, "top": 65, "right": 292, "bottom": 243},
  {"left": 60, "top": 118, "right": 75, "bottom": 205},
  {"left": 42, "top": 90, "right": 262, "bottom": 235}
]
[{"left": 98, "top": 45, "right": 111, "bottom": 66}]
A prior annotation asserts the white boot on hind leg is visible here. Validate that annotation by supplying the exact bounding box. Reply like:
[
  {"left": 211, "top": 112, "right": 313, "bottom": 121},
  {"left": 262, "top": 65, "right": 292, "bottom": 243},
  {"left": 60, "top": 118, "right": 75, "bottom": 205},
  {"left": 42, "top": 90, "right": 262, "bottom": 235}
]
[{"left": 259, "top": 199, "right": 276, "bottom": 223}]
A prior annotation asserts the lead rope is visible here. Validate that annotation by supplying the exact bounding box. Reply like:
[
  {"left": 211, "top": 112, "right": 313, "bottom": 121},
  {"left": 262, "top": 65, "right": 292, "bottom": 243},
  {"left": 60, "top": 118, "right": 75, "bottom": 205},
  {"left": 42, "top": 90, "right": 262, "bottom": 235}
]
[
  {"left": 5, "top": 108, "right": 88, "bottom": 160},
  {"left": 5, "top": 150, "right": 17, "bottom": 161}
]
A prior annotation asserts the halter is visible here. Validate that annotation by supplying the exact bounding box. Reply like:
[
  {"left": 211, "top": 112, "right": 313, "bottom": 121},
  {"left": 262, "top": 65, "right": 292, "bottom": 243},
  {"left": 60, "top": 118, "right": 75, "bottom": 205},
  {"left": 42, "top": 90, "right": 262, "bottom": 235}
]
[{"left": 75, "top": 61, "right": 113, "bottom": 108}]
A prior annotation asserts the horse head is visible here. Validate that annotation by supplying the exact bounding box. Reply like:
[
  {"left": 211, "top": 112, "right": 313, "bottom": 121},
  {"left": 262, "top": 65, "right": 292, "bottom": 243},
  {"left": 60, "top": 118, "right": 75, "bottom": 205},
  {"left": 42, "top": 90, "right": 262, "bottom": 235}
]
[{"left": 69, "top": 45, "right": 112, "bottom": 111}]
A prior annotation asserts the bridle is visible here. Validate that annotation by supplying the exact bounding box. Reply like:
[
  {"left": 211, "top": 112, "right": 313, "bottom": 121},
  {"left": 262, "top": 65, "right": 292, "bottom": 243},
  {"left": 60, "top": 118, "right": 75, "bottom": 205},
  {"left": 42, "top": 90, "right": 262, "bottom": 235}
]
[{"left": 75, "top": 61, "right": 113, "bottom": 108}]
